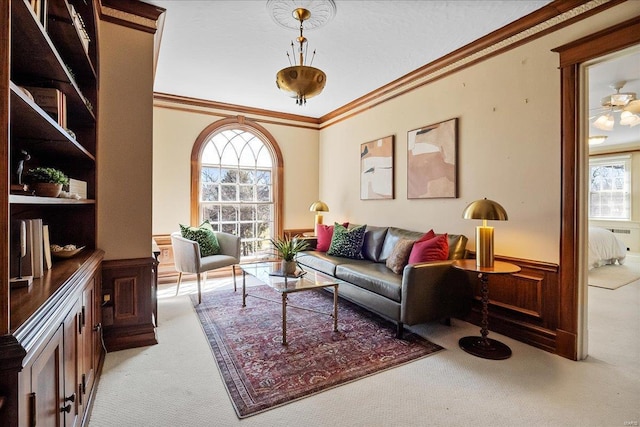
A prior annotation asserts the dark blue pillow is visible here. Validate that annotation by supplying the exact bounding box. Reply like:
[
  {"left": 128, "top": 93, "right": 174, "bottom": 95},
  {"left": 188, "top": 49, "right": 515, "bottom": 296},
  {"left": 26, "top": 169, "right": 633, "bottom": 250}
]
[{"left": 327, "top": 223, "right": 366, "bottom": 259}]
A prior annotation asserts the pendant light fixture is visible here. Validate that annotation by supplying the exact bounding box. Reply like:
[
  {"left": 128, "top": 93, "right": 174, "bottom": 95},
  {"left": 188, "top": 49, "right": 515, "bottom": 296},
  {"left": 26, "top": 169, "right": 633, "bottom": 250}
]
[{"left": 268, "top": 0, "right": 336, "bottom": 106}]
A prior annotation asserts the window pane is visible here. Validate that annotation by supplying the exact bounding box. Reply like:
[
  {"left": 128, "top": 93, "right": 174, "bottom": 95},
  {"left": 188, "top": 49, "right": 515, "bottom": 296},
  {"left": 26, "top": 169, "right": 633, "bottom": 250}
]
[
  {"left": 239, "top": 185, "right": 254, "bottom": 201},
  {"left": 239, "top": 205, "right": 255, "bottom": 221},
  {"left": 202, "top": 204, "right": 220, "bottom": 222},
  {"left": 257, "top": 185, "right": 271, "bottom": 202},
  {"left": 221, "top": 169, "right": 238, "bottom": 183},
  {"left": 256, "top": 170, "right": 271, "bottom": 185},
  {"left": 240, "top": 223, "right": 254, "bottom": 240},
  {"left": 221, "top": 184, "right": 237, "bottom": 201},
  {"left": 221, "top": 206, "right": 237, "bottom": 221},
  {"left": 257, "top": 204, "right": 271, "bottom": 221},
  {"left": 201, "top": 183, "right": 218, "bottom": 202}
]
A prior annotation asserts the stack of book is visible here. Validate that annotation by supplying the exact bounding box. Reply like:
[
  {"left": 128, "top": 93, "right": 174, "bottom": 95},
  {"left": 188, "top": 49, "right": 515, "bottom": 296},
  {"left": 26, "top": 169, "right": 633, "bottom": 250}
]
[
  {"left": 70, "top": 5, "right": 91, "bottom": 53},
  {"left": 10, "top": 219, "right": 53, "bottom": 288}
]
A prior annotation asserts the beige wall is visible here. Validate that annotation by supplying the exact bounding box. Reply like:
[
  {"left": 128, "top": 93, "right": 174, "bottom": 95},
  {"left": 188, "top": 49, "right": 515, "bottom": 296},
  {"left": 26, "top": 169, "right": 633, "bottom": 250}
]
[
  {"left": 98, "top": 20, "right": 155, "bottom": 260},
  {"left": 149, "top": 2, "right": 639, "bottom": 263},
  {"left": 318, "top": 2, "right": 640, "bottom": 265},
  {"left": 152, "top": 106, "right": 320, "bottom": 235}
]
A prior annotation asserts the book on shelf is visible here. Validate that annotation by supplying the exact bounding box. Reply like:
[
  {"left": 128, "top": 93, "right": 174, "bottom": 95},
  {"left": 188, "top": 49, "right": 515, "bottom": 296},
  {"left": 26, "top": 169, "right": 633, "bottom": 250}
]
[
  {"left": 43, "top": 224, "right": 52, "bottom": 270},
  {"left": 22, "top": 86, "right": 67, "bottom": 128},
  {"left": 29, "top": 219, "right": 44, "bottom": 279},
  {"left": 10, "top": 220, "right": 33, "bottom": 279}
]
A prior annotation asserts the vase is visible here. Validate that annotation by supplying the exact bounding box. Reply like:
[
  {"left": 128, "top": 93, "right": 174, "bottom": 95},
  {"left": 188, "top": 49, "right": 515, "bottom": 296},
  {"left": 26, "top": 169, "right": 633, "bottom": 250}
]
[
  {"left": 31, "top": 182, "right": 62, "bottom": 198},
  {"left": 281, "top": 260, "right": 297, "bottom": 276}
]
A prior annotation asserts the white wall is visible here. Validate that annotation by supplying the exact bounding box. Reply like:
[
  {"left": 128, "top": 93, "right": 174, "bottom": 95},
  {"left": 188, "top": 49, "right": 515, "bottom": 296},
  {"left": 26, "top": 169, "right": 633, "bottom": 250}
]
[
  {"left": 98, "top": 20, "right": 154, "bottom": 260},
  {"left": 152, "top": 106, "right": 320, "bottom": 234},
  {"left": 318, "top": 2, "right": 640, "bottom": 264}
]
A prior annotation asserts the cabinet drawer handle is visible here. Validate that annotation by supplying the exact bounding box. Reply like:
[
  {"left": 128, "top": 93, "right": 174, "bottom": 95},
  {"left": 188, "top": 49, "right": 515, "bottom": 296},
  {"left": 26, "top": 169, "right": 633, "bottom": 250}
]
[
  {"left": 64, "top": 393, "right": 76, "bottom": 403},
  {"left": 60, "top": 404, "right": 72, "bottom": 413}
]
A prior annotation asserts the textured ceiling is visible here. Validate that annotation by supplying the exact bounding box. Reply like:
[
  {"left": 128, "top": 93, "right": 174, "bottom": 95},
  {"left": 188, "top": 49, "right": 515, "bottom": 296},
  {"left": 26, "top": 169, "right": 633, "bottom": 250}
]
[
  {"left": 148, "top": 1, "right": 552, "bottom": 118},
  {"left": 147, "top": 1, "right": 639, "bottom": 149}
]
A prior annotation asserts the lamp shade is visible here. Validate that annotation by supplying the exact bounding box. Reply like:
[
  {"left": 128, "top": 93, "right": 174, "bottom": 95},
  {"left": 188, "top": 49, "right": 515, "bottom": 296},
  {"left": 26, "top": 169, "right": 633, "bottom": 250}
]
[
  {"left": 309, "top": 201, "right": 329, "bottom": 212},
  {"left": 462, "top": 198, "right": 508, "bottom": 221}
]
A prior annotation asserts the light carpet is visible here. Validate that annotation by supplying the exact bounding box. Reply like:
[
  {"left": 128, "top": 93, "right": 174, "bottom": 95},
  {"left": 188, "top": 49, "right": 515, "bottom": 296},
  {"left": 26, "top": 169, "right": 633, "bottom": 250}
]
[
  {"left": 88, "top": 278, "right": 640, "bottom": 427},
  {"left": 588, "top": 259, "right": 640, "bottom": 289},
  {"left": 192, "top": 285, "right": 442, "bottom": 418}
]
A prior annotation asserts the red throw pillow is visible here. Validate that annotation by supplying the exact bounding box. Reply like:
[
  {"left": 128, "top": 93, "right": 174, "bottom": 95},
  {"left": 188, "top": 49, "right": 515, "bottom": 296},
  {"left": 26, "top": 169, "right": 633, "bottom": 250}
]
[
  {"left": 316, "top": 222, "right": 349, "bottom": 252},
  {"left": 415, "top": 229, "right": 436, "bottom": 243},
  {"left": 408, "top": 233, "right": 449, "bottom": 263}
]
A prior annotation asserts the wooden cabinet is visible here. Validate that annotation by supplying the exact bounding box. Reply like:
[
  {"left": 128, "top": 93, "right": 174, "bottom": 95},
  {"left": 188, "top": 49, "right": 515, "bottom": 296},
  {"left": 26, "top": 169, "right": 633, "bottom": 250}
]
[{"left": 0, "top": 1, "right": 102, "bottom": 426}]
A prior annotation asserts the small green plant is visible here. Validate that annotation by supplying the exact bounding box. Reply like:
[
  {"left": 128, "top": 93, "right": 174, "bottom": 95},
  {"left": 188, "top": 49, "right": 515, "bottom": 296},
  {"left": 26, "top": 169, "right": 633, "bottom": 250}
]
[
  {"left": 25, "top": 167, "right": 69, "bottom": 185},
  {"left": 270, "top": 236, "right": 309, "bottom": 261}
]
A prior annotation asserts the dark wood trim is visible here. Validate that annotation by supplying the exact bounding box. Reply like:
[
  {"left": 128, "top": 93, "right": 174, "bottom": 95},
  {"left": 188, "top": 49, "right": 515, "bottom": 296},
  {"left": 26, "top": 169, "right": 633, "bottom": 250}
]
[
  {"left": 0, "top": 0, "right": 10, "bottom": 337},
  {"left": 153, "top": 92, "right": 321, "bottom": 126},
  {"left": 189, "top": 116, "right": 284, "bottom": 239},
  {"left": 551, "top": 16, "right": 640, "bottom": 360},
  {"left": 99, "top": 0, "right": 165, "bottom": 34}
]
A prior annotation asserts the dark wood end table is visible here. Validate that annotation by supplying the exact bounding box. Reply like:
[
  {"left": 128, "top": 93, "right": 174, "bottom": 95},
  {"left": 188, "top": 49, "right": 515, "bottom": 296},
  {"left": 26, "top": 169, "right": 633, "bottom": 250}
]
[{"left": 452, "top": 259, "right": 521, "bottom": 360}]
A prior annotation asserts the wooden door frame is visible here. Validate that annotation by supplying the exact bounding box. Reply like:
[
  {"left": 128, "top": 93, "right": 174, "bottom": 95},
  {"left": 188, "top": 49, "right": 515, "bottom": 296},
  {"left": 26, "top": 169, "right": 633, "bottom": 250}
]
[{"left": 553, "top": 16, "right": 640, "bottom": 360}]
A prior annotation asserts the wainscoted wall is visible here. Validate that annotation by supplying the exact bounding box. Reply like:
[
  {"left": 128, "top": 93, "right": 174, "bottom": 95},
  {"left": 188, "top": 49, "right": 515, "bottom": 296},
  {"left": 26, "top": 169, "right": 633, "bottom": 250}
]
[
  {"left": 101, "top": 258, "right": 158, "bottom": 351},
  {"left": 462, "top": 256, "right": 560, "bottom": 353}
]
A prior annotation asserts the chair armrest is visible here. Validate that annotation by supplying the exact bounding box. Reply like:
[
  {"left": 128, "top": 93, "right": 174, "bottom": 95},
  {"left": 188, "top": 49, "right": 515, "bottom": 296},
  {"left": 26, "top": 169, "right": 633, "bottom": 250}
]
[
  {"left": 215, "top": 232, "right": 241, "bottom": 261},
  {"left": 401, "top": 260, "right": 472, "bottom": 325},
  {"left": 171, "top": 233, "right": 201, "bottom": 273}
]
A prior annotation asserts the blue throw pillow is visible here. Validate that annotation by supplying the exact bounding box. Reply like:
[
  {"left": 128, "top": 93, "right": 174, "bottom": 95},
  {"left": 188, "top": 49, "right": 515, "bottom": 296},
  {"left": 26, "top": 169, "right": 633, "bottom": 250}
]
[
  {"left": 327, "top": 223, "right": 366, "bottom": 259},
  {"left": 180, "top": 220, "right": 220, "bottom": 257}
]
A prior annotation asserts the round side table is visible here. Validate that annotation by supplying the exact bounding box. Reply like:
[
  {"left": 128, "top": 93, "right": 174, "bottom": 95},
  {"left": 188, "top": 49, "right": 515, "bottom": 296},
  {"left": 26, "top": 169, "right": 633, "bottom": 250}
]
[{"left": 453, "top": 259, "right": 521, "bottom": 360}]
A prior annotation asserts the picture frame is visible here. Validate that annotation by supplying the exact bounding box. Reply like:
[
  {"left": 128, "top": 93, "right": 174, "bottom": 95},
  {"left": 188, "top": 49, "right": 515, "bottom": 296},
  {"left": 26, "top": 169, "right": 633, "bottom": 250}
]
[
  {"left": 360, "top": 135, "right": 394, "bottom": 200},
  {"left": 407, "top": 118, "right": 458, "bottom": 199}
]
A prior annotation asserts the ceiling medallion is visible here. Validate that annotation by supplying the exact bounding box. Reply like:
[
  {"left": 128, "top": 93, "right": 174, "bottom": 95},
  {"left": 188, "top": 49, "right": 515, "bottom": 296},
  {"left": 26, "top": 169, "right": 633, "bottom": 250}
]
[{"left": 267, "top": 0, "right": 337, "bottom": 31}]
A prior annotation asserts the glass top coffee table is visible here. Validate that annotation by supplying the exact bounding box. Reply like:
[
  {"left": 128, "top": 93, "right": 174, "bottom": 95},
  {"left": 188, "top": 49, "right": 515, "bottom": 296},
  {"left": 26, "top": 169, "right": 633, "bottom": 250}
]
[{"left": 240, "top": 261, "right": 342, "bottom": 345}]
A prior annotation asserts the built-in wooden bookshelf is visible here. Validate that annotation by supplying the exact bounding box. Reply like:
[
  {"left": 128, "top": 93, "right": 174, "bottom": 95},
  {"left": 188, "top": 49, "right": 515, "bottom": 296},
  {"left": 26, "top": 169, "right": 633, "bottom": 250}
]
[{"left": 1, "top": 1, "right": 102, "bottom": 426}]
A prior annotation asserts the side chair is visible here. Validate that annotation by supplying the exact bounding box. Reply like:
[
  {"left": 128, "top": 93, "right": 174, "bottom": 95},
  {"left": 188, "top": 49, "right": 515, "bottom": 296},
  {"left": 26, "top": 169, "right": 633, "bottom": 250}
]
[{"left": 170, "top": 231, "right": 241, "bottom": 304}]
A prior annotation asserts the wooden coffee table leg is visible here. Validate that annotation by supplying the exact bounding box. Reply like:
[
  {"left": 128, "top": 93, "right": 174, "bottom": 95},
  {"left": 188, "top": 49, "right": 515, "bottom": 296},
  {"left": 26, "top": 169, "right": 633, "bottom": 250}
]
[
  {"left": 333, "top": 285, "right": 338, "bottom": 331},
  {"left": 282, "top": 293, "right": 288, "bottom": 345}
]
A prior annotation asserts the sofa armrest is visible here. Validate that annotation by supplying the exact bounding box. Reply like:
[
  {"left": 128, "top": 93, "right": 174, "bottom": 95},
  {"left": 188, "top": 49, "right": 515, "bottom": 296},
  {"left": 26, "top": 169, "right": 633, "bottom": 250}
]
[{"left": 401, "top": 261, "right": 473, "bottom": 325}]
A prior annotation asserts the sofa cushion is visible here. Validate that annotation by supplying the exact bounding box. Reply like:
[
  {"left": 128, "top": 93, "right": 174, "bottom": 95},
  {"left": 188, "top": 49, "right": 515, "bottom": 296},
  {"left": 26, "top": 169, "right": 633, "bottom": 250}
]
[
  {"left": 385, "top": 238, "right": 415, "bottom": 274},
  {"left": 179, "top": 221, "right": 220, "bottom": 257},
  {"left": 362, "top": 225, "right": 389, "bottom": 262},
  {"left": 336, "top": 262, "right": 402, "bottom": 302},
  {"left": 297, "top": 251, "right": 352, "bottom": 276},
  {"left": 316, "top": 222, "right": 349, "bottom": 252},
  {"left": 327, "top": 223, "right": 366, "bottom": 259},
  {"left": 409, "top": 233, "right": 449, "bottom": 264},
  {"left": 379, "top": 227, "right": 426, "bottom": 262}
]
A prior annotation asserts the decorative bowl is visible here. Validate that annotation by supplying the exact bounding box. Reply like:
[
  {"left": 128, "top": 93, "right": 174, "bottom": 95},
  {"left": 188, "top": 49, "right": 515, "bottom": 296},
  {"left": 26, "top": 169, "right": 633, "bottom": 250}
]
[{"left": 51, "top": 245, "right": 85, "bottom": 259}]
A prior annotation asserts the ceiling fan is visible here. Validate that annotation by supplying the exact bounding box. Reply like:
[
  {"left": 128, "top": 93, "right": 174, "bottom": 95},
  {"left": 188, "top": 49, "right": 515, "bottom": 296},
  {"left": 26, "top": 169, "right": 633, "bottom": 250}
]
[{"left": 590, "top": 80, "right": 640, "bottom": 131}]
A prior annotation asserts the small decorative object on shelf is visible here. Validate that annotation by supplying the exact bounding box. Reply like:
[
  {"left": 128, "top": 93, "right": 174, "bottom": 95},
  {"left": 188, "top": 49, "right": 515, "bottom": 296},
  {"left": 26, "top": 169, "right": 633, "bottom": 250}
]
[
  {"left": 25, "top": 167, "right": 69, "bottom": 198},
  {"left": 50, "top": 244, "right": 85, "bottom": 259}
]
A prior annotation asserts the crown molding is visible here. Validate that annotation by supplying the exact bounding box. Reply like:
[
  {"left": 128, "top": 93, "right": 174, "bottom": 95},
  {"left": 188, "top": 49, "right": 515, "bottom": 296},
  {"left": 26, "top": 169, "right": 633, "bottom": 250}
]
[{"left": 99, "top": 0, "right": 165, "bottom": 34}]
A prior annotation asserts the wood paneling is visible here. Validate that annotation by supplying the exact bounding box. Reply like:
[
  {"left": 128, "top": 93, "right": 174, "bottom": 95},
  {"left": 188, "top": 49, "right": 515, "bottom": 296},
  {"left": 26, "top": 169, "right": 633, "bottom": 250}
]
[
  {"left": 101, "top": 258, "right": 157, "bottom": 352},
  {"left": 463, "top": 256, "right": 560, "bottom": 354}
]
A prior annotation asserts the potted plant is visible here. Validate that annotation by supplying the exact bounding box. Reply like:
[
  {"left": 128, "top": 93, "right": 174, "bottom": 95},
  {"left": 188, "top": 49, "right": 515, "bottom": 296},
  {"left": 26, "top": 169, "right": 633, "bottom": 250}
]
[
  {"left": 270, "top": 236, "right": 309, "bottom": 275},
  {"left": 25, "top": 167, "right": 69, "bottom": 198}
]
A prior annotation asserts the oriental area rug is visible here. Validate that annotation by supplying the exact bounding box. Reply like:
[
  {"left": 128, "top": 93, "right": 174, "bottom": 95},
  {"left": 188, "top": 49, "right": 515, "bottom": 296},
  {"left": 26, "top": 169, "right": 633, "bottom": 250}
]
[{"left": 191, "top": 285, "right": 443, "bottom": 418}]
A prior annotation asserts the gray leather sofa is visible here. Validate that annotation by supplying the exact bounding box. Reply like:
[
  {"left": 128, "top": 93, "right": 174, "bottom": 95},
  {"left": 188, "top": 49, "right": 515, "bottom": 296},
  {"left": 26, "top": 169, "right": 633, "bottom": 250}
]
[{"left": 296, "top": 225, "right": 472, "bottom": 338}]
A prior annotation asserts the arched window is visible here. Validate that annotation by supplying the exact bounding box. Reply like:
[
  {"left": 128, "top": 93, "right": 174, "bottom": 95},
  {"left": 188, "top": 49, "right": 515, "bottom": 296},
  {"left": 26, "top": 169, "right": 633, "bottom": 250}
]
[{"left": 191, "top": 117, "right": 283, "bottom": 260}]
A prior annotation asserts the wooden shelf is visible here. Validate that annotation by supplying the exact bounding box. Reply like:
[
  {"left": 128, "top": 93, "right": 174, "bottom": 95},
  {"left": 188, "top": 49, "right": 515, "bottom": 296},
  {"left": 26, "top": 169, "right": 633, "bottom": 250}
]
[
  {"left": 10, "top": 81, "right": 96, "bottom": 162},
  {"left": 9, "top": 194, "right": 95, "bottom": 205},
  {"left": 11, "top": 0, "right": 96, "bottom": 123}
]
